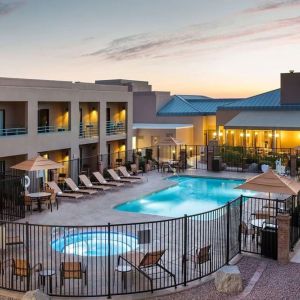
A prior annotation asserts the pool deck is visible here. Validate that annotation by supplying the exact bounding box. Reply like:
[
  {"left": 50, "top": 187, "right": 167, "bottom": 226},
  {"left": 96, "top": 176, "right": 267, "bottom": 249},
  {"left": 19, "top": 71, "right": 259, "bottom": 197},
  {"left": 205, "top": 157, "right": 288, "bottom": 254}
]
[{"left": 20, "top": 169, "right": 254, "bottom": 226}]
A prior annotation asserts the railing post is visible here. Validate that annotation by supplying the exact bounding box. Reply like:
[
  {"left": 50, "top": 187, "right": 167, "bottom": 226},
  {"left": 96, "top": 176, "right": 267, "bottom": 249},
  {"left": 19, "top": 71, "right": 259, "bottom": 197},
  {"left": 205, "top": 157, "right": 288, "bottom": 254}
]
[
  {"left": 107, "top": 222, "right": 111, "bottom": 299},
  {"left": 226, "top": 202, "right": 230, "bottom": 265},
  {"left": 183, "top": 214, "right": 188, "bottom": 286},
  {"left": 25, "top": 222, "right": 30, "bottom": 291},
  {"left": 239, "top": 195, "right": 243, "bottom": 253}
]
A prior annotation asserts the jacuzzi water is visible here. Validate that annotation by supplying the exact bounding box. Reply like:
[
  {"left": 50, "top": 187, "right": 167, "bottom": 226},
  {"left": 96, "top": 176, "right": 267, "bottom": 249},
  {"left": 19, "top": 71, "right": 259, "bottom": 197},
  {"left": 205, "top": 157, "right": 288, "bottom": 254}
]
[
  {"left": 115, "top": 176, "right": 254, "bottom": 217},
  {"left": 51, "top": 231, "right": 138, "bottom": 256}
]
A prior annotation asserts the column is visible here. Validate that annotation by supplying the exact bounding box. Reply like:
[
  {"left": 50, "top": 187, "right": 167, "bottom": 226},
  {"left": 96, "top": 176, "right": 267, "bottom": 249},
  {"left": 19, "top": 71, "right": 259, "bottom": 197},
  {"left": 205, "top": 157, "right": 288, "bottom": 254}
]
[{"left": 277, "top": 213, "right": 291, "bottom": 264}]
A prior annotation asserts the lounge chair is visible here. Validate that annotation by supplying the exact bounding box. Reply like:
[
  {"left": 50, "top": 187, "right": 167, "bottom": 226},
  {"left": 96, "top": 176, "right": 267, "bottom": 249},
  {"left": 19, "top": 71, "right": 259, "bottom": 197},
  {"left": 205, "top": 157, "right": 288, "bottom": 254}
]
[
  {"left": 107, "top": 169, "right": 140, "bottom": 184},
  {"left": 47, "top": 181, "right": 83, "bottom": 199},
  {"left": 60, "top": 262, "right": 87, "bottom": 291},
  {"left": 79, "top": 174, "right": 111, "bottom": 191},
  {"left": 118, "top": 166, "right": 143, "bottom": 180},
  {"left": 92, "top": 171, "right": 124, "bottom": 187},
  {"left": 65, "top": 178, "right": 97, "bottom": 195},
  {"left": 182, "top": 245, "right": 212, "bottom": 276},
  {"left": 11, "top": 259, "right": 42, "bottom": 289},
  {"left": 118, "top": 250, "right": 176, "bottom": 292}
]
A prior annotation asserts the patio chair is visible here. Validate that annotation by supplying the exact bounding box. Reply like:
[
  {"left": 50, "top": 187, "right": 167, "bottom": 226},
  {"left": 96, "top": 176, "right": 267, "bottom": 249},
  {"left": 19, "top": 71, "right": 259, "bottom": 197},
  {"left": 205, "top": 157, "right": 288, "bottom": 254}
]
[
  {"left": 24, "top": 193, "right": 33, "bottom": 213},
  {"left": 92, "top": 171, "right": 124, "bottom": 187},
  {"left": 240, "top": 221, "right": 255, "bottom": 245},
  {"left": 79, "top": 174, "right": 111, "bottom": 192},
  {"left": 64, "top": 178, "right": 97, "bottom": 195},
  {"left": 182, "top": 245, "right": 212, "bottom": 276},
  {"left": 130, "top": 164, "right": 143, "bottom": 175},
  {"left": 44, "top": 187, "right": 58, "bottom": 211},
  {"left": 11, "top": 259, "right": 42, "bottom": 289},
  {"left": 118, "top": 250, "right": 176, "bottom": 292},
  {"left": 0, "top": 225, "right": 24, "bottom": 249},
  {"left": 60, "top": 262, "right": 87, "bottom": 291},
  {"left": 107, "top": 169, "right": 140, "bottom": 184},
  {"left": 118, "top": 166, "right": 143, "bottom": 180},
  {"left": 46, "top": 181, "right": 83, "bottom": 199}
]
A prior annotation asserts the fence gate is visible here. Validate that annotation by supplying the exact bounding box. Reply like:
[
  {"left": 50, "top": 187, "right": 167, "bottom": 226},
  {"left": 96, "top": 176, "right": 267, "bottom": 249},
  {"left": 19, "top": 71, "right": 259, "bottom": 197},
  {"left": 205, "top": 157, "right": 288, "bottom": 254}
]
[{"left": 240, "top": 196, "right": 280, "bottom": 259}]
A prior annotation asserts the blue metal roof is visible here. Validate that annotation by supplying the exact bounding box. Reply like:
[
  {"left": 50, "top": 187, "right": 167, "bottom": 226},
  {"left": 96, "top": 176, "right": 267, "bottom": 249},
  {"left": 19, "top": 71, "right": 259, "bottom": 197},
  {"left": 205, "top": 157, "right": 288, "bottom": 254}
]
[
  {"left": 157, "top": 95, "right": 239, "bottom": 116},
  {"left": 157, "top": 89, "right": 300, "bottom": 116},
  {"left": 219, "top": 89, "right": 300, "bottom": 111}
]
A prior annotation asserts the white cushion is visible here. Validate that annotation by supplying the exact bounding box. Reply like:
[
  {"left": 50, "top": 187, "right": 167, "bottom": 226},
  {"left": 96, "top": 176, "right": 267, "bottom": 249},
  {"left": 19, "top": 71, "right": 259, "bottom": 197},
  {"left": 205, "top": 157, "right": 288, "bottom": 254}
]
[
  {"left": 75, "top": 187, "right": 79, "bottom": 191},
  {"left": 58, "top": 191, "right": 62, "bottom": 195},
  {"left": 88, "top": 183, "right": 92, "bottom": 187}
]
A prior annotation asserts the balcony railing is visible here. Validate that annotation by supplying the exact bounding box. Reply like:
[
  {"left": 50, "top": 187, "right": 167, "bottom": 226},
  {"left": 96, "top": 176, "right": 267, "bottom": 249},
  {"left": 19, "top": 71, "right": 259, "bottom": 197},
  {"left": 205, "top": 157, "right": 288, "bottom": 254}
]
[
  {"left": 79, "top": 122, "right": 99, "bottom": 138},
  {"left": 106, "top": 121, "right": 126, "bottom": 136},
  {"left": 37, "top": 125, "right": 69, "bottom": 134},
  {"left": 0, "top": 128, "right": 27, "bottom": 136}
]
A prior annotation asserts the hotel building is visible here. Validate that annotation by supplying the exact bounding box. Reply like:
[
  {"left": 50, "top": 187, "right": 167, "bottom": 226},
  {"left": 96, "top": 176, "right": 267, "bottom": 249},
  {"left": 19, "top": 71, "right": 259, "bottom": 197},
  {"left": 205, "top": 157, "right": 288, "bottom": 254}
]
[{"left": 0, "top": 77, "right": 133, "bottom": 172}]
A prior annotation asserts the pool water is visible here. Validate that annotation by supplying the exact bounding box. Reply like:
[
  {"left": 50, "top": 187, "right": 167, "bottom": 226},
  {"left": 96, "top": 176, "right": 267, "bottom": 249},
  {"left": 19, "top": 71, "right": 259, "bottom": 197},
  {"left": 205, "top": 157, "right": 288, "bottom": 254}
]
[
  {"left": 51, "top": 231, "right": 138, "bottom": 256},
  {"left": 115, "top": 176, "right": 254, "bottom": 217}
]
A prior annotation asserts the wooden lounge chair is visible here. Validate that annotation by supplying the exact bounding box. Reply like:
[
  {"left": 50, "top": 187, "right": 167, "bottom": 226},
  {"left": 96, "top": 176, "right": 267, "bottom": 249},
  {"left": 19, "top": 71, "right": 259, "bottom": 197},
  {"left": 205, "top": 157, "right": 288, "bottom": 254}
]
[
  {"left": 118, "top": 250, "right": 176, "bottom": 292},
  {"left": 79, "top": 174, "right": 111, "bottom": 192},
  {"left": 65, "top": 178, "right": 97, "bottom": 195},
  {"left": 11, "top": 259, "right": 42, "bottom": 289},
  {"left": 182, "top": 245, "right": 212, "bottom": 275},
  {"left": 118, "top": 166, "right": 143, "bottom": 181},
  {"left": 107, "top": 169, "right": 139, "bottom": 184},
  {"left": 44, "top": 187, "right": 59, "bottom": 211},
  {"left": 60, "top": 262, "right": 87, "bottom": 291},
  {"left": 92, "top": 172, "right": 124, "bottom": 187},
  {"left": 47, "top": 181, "right": 83, "bottom": 199}
]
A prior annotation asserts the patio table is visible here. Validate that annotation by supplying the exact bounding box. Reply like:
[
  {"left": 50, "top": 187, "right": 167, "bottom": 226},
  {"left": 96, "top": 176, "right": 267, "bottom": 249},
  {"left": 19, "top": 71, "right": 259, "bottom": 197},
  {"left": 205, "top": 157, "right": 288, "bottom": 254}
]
[{"left": 28, "top": 192, "right": 51, "bottom": 212}]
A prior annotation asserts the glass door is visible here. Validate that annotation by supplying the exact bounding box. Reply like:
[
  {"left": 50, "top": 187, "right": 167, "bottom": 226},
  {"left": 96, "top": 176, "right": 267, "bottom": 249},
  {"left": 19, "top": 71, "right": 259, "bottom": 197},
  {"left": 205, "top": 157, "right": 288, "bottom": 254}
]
[{"left": 0, "top": 109, "right": 4, "bottom": 135}]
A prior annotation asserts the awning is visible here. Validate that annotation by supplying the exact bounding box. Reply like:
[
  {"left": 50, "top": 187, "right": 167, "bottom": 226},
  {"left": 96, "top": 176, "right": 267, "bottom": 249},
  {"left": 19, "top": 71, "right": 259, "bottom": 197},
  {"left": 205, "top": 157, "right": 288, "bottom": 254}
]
[{"left": 224, "top": 111, "right": 300, "bottom": 130}]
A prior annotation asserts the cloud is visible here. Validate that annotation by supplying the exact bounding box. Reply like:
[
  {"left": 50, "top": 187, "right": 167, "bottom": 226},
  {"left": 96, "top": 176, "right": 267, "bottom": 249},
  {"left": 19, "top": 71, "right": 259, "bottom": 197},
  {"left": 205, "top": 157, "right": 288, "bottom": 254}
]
[
  {"left": 83, "top": 15, "right": 300, "bottom": 61},
  {"left": 0, "top": 0, "right": 24, "bottom": 16},
  {"left": 242, "top": 0, "right": 300, "bottom": 14}
]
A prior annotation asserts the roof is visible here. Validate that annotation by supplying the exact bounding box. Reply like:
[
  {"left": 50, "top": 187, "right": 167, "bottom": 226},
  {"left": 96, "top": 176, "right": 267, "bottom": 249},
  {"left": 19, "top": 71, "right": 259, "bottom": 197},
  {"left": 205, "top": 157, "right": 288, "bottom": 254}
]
[
  {"left": 219, "top": 89, "right": 300, "bottom": 111},
  {"left": 224, "top": 111, "right": 300, "bottom": 130},
  {"left": 133, "top": 123, "right": 193, "bottom": 129},
  {"left": 157, "top": 95, "right": 239, "bottom": 116}
]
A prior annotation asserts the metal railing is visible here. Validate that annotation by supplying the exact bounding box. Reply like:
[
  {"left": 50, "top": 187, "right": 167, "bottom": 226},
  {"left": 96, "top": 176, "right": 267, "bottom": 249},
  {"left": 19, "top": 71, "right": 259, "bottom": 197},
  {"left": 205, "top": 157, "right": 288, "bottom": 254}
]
[
  {"left": 79, "top": 122, "right": 99, "bottom": 138},
  {"left": 0, "top": 197, "right": 241, "bottom": 297},
  {"left": 106, "top": 121, "right": 126, "bottom": 136},
  {"left": 37, "top": 126, "right": 69, "bottom": 134},
  {"left": 0, "top": 128, "right": 27, "bottom": 136}
]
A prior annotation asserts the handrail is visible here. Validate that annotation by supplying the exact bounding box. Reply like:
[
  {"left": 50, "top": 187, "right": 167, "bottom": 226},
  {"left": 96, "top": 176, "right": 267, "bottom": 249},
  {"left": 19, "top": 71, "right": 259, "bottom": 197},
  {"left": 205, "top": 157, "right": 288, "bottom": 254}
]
[
  {"left": 79, "top": 122, "right": 99, "bottom": 138},
  {"left": 106, "top": 120, "right": 126, "bottom": 136},
  {"left": 0, "top": 127, "right": 27, "bottom": 136},
  {"left": 37, "top": 125, "right": 69, "bottom": 133}
]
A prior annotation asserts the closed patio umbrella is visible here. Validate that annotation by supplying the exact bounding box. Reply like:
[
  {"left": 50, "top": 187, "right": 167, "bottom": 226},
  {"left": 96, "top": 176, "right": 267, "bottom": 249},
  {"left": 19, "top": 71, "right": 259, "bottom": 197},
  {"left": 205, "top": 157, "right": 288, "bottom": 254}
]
[{"left": 235, "top": 169, "right": 300, "bottom": 196}]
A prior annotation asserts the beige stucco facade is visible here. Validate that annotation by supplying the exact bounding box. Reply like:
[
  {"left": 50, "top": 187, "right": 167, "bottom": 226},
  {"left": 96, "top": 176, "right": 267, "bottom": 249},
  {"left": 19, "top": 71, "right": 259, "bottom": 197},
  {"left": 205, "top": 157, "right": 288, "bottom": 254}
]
[{"left": 0, "top": 77, "right": 133, "bottom": 169}]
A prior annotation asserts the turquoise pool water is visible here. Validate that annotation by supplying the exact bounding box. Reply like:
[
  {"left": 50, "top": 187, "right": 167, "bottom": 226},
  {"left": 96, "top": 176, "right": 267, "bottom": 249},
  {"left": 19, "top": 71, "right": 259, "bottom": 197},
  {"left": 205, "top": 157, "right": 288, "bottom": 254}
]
[
  {"left": 51, "top": 231, "right": 138, "bottom": 256},
  {"left": 115, "top": 176, "right": 254, "bottom": 217}
]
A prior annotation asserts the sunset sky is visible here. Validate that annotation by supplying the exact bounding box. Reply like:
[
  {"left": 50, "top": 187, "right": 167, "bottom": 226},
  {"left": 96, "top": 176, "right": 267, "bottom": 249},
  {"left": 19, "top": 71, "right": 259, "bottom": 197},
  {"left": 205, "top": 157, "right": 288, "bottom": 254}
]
[{"left": 1, "top": 0, "right": 300, "bottom": 97}]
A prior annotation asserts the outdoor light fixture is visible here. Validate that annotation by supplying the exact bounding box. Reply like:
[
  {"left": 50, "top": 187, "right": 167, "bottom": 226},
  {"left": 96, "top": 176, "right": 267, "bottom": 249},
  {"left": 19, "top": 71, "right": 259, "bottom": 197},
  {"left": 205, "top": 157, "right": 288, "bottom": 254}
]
[
  {"left": 246, "top": 133, "right": 250, "bottom": 137},
  {"left": 240, "top": 133, "right": 244, "bottom": 137},
  {"left": 255, "top": 132, "right": 258, "bottom": 135},
  {"left": 268, "top": 133, "right": 272, "bottom": 137}
]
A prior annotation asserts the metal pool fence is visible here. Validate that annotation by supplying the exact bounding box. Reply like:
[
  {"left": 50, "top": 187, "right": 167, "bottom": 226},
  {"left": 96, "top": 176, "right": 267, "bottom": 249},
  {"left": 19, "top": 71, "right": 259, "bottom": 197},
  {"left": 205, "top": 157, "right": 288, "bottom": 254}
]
[{"left": 0, "top": 197, "right": 242, "bottom": 297}]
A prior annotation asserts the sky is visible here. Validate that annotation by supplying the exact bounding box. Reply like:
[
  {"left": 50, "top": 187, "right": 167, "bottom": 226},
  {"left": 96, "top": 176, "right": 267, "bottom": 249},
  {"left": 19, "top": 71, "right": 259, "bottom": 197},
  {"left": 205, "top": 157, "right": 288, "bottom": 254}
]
[{"left": 0, "top": 0, "right": 300, "bottom": 97}]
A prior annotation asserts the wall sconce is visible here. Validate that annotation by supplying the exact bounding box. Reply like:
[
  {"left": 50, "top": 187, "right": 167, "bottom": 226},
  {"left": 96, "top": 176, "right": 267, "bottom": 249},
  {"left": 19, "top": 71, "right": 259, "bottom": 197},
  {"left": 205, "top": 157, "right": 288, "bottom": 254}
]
[
  {"left": 231, "top": 131, "right": 235, "bottom": 135},
  {"left": 255, "top": 132, "right": 258, "bottom": 135},
  {"left": 121, "top": 105, "right": 126, "bottom": 111},
  {"left": 240, "top": 133, "right": 244, "bottom": 137},
  {"left": 213, "top": 132, "right": 217, "bottom": 137},
  {"left": 268, "top": 133, "right": 272, "bottom": 138},
  {"left": 246, "top": 133, "right": 250, "bottom": 137}
]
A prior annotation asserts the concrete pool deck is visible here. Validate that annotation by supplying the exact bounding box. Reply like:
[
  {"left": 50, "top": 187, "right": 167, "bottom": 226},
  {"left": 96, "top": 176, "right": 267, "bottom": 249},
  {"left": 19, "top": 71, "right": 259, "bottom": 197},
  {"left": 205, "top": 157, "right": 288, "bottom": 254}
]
[{"left": 19, "top": 169, "right": 254, "bottom": 226}]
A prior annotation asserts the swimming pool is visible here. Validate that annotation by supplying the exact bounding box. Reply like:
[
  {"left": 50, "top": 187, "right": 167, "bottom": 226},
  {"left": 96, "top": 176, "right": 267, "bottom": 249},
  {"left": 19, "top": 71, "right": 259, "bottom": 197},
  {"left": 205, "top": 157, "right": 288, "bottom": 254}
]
[
  {"left": 51, "top": 231, "right": 138, "bottom": 256},
  {"left": 115, "top": 176, "right": 254, "bottom": 217}
]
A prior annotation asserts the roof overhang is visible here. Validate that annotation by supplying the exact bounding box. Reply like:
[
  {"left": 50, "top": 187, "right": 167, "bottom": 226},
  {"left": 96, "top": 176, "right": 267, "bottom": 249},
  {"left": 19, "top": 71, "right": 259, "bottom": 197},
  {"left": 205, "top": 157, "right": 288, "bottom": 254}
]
[
  {"left": 133, "top": 123, "right": 193, "bottom": 130},
  {"left": 224, "top": 111, "right": 300, "bottom": 130}
]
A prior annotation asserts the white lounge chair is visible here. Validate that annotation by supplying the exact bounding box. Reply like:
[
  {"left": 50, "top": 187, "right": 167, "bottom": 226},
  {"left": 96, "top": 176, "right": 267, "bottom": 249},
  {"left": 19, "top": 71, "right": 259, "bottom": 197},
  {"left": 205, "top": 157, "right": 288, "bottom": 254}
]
[
  {"left": 92, "top": 172, "right": 124, "bottom": 187},
  {"left": 107, "top": 169, "right": 140, "bottom": 184},
  {"left": 65, "top": 178, "right": 97, "bottom": 195},
  {"left": 79, "top": 174, "right": 111, "bottom": 191},
  {"left": 118, "top": 166, "right": 143, "bottom": 181},
  {"left": 47, "top": 181, "right": 83, "bottom": 199}
]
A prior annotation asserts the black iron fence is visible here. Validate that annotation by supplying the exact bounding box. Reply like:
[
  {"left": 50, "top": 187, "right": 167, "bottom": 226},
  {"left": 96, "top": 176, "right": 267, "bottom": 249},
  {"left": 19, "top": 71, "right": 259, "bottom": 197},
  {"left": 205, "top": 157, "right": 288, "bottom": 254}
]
[
  {"left": 0, "top": 197, "right": 241, "bottom": 297},
  {"left": 0, "top": 175, "right": 25, "bottom": 221}
]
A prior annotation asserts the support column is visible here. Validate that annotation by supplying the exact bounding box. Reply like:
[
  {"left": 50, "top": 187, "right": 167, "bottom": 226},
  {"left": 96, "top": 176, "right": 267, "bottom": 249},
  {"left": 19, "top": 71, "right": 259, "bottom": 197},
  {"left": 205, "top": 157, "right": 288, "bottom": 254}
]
[
  {"left": 272, "top": 130, "right": 276, "bottom": 150},
  {"left": 277, "top": 213, "right": 291, "bottom": 264},
  {"left": 290, "top": 155, "right": 297, "bottom": 177}
]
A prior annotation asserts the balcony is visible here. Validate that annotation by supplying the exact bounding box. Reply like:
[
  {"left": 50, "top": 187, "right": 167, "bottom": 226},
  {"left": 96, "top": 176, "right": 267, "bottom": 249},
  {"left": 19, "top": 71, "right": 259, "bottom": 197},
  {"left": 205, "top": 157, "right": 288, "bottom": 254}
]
[
  {"left": 37, "top": 125, "right": 69, "bottom": 134},
  {"left": 79, "top": 122, "right": 99, "bottom": 138},
  {"left": 106, "top": 121, "right": 126, "bottom": 136},
  {"left": 0, "top": 127, "right": 27, "bottom": 136}
]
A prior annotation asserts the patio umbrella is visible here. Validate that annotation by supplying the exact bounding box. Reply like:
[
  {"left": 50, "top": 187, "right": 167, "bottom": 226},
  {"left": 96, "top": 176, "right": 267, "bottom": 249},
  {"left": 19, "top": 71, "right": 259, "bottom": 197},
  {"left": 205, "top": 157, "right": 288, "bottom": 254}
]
[
  {"left": 10, "top": 155, "right": 63, "bottom": 171},
  {"left": 235, "top": 169, "right": 300, "bottom": 196}
]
